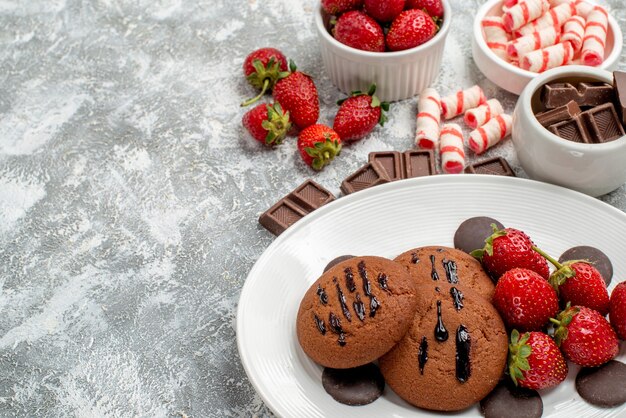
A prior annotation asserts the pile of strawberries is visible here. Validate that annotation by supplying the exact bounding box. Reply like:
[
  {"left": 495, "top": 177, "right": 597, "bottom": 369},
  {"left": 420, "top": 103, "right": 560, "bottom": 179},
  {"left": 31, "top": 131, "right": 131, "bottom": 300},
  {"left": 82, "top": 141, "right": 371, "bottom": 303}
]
[
  {"left": 324, "top": 0, "right": 443, "bottom": 52},
  {"left": 472, "top": 226, "right": 626, "bottom": 390},
  {"left": 240, "top": 47, "right": 389, "bottom": 170}
]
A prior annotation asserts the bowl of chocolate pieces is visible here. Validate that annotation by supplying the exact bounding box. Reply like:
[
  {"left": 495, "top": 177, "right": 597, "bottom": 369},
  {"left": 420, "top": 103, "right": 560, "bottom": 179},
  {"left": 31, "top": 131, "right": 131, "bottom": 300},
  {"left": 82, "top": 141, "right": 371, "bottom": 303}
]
[{"left": 512, "top": 65, "right": 626, "bottom": 197}]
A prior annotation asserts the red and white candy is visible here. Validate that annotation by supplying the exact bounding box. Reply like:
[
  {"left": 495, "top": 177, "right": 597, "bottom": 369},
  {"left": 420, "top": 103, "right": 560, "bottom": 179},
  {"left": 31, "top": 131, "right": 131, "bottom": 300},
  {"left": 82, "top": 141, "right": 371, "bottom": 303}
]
[
  {"left": 440, "top": 123, "right": 465, "bottom": 174},
  {"left": 561, "top": 15, "right": 586, "bottom": 52},
  {"left": 581, "top": 6, "right": 608, "bottom": 67},
  {"left": 515, "top": 1, "right": 576, "bottom": 36},
  {"left": 464, "top": 99, "right": 504, "bottom": 129},
  {"left": 482, "top": 16, "right": 511, "bottom": 60},
  {"left": 521, "top": 41, "right": 573, "bottom": 72},
  {"left": 468, "top": 114, "right": 513, "bottom": 154},
  {"left": 415, "top": 88, "right": 442, "bottom": 150},
  {"left": 441, "top": 85, "right": 487, "bottom": 120},
  {"left": 503, "top": 0, "right": 550, "bottom": 32},
  {"left": 507, "top": 26, "right": 560, "bottom": 58}
]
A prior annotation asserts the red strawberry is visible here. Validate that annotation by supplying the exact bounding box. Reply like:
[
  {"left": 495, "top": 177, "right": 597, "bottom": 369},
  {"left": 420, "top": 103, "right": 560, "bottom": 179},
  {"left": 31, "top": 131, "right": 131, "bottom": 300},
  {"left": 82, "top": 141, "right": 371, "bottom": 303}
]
[
  {"left": 609, "top": 282, "right": 626, "bottom": 339},
  {"left": 364, "top": 0, "right": 406, "bottom": 23},
  {"left": 471, "top": 226, "right": 550, "bottom": 281},
  {"left": 405, "top": 0, "right": 444, "bottom": 19},
  {"left": 242, "top": 102, "right": 291, "bottom": 146},
  {"left": 552, "top": 305, "right": 619, "bottom": 367},
  {"left": 493, "top": 268, "right": 559, "bottom": 331},
  {"left": 386, "top": 9, "right": 437, "bottom": 52},
  {"left": 537, "top": 250, "right": 610, "bottom": 315},
  {"left": 241, "top": 48, "right": 289, "bottom": 106},
  {"left": 322, "top": 0, "right": 364, "bottom": 15},
  {"left": 273, "top": 61, "right": 320, "bottom": 130},
  {"left": 333, "top": 11, "right": 386, "bottom": 52},
  {"left": 297, "top": 124, "right": 342, "bottom": 170},
  {"left": 508, "top": 330, "right": 568, "bottom": 390},
  {"left": 333, "top": 84, "right": 390, "bottom": 142}
]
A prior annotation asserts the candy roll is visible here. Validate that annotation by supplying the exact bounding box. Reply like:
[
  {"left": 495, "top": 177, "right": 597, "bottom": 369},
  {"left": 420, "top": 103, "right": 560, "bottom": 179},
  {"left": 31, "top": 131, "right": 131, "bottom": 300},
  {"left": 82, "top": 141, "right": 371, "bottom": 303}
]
[
  {"left": 468, "top": 114, "right": 513, "bottom": 154},
  {"left": 503, "top": 0, "right": 550, "bottom": 32},
  {"left": 464, "top": 99, "right": 504, "bottom": 129},
  {"left": 507, "top": 26, "right": 560, "bottom": 59},
  {"left": 521, "top": 42, "right": 574, "bottom": 73},
  {"left": 515, "top": 1, "right": 576, "bottom": 36},
  {"left": 574, "top": 0, "right": 594, "bottom": 19},
  {"left": 439, "top": 124, "right": 465, "bottom": 174},
  {"left": 415, "top": 88, "right": 442, "bottom": 149},
  {"left": 581, "top": 6, "right": 608, "bottom": 67},
  {"left": 482, "top": 16, "right": 511, "bottom": 60},
  {"left": 561, "top": 15, "right": 586, "bottom": 52},
  {"left": 440, "top": 85, "right": 487, "bottom": 120}
]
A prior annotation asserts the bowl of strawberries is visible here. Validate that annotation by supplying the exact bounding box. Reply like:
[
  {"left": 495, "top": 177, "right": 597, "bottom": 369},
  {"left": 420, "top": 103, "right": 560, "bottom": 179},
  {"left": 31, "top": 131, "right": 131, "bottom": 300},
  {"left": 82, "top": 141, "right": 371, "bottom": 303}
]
[{"left": 314, "top": 0, "right": 451, "bottom": 102}]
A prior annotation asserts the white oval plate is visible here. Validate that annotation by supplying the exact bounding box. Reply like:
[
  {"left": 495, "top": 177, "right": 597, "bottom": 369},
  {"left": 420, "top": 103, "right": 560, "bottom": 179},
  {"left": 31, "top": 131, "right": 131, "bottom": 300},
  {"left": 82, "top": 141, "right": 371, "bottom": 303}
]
[{"left": 237, "top": 175, "right": 626, "bottom": 418}]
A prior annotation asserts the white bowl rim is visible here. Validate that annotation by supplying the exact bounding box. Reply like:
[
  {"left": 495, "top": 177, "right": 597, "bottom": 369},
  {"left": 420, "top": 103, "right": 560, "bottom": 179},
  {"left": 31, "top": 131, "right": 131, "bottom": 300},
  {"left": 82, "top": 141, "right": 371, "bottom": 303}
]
[
  {"left": 314, "top": 0, "right": 452, "bottom": 59},
  {"left": 473, "top": 0, "right": 624, "bottom": 78},
  {"left": 520, "top": 65, "right": 626, "bottom": 153}
]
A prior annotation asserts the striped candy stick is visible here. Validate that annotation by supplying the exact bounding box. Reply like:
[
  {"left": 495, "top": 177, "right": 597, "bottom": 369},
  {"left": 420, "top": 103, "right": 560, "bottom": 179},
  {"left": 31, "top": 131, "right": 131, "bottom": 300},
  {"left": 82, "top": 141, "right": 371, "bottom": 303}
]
[
  {"left": 521, "top": 41, "right": 574, "bottom": 73},
  {"left": 415, "top": 88, "right": 442, "bottom": 150},
  {"left": 561, "top": 15, "right": 586, "bottom": 52},
  {"left": 514, "top": 1, "right": 576, "bottom": 37},
  {"left": 507, "top": 26, "right": 561, "bottom": 59},
  {"left": 503, "top": 0, "right": 550, "bottom": 32},
  {"left": 464, "top": 99, "right": 504, "bottom": 129},
  {"left": 581, "top": 6, "right": 608, "bottom": 66},
  {"left": 439, "top": 123, "right": 465, "bottom": 174},
  {"left": 482, "top": 16, "right": 511, "bottom": 60},
  {"left": 440, "top": 85, "right": 487, "bottom": 120},
  {"left": 468, "top": 114, "right": 513, "bottom": 154}
]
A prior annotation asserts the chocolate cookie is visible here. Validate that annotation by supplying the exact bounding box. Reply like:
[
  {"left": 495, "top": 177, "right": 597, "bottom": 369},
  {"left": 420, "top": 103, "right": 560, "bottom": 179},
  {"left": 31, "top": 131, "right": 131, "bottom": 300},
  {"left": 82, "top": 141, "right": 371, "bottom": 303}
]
[
  {"left": 379, "top": 281, "right": 508, "bottom": 412},
  {"left": 559, "top": 246, "right": 613, "bottom": 286},
  {"left": 297, "top": 256, "right": 418, "bottom": 369},
  {"left": 322, "top": 363, "right": 385, "bottom": 406},
  {"left": 480, "top": 380, "right": 543, "bottom": 418},
  {"left": 394, "top": 246, "right": 496, "bottom": 301},
  {"left": 454, "top": 216, "right": 504, "bottom": 254},
  {"left": 576, "top": 360, "right": 626, "bottom": 407}
]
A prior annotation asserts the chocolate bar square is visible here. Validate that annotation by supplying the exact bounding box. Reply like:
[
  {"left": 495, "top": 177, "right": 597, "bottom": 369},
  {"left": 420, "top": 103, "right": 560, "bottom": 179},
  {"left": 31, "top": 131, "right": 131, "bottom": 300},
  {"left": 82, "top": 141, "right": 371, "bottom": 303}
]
[
  {"left": 535, "top": 100, "right": 581, "bottom": 127},
  {"left": 465, "top": 157, "right": 515, "bottom": 176},
  {"left": 403, "top": 149, "right": 436, "bottom": 178},
  {"left": 341, "top": 161, "right": 390, "bottom": 195},
  {"left": 548, "top": 117, "right": 591, "bottom": 143},
  {"left": 368, "top": 151, "right": 404, "bottom": 181},
  {"left": 258, "top": 199, "right": 308, "bottom": 236},
  {"left": 288, "top": 179, "right": 335, "bottom": 212},
  {"left": 542, "top": 82, "right": 615, "bottom": 109},
  {"left": 580, "top": 103, "right": 625, "bottom": 143}
]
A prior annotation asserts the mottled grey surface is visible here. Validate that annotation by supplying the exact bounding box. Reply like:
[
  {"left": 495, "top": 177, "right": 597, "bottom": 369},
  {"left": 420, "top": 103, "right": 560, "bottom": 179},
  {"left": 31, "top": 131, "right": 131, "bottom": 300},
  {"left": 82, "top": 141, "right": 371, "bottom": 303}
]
[{"left": 0, "top": 0, "right": 624, "bottom": 416}]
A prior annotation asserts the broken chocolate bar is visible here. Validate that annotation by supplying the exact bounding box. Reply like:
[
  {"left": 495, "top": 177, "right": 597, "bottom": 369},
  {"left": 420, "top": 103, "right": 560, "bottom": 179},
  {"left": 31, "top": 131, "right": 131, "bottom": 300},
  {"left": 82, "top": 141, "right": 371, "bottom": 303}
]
[
  {"left": 548, "top": 116, "right": 591, "bottom": 143},
  {"left": 613, "top": 71, "right": 626, "bottom": 126},
  {"left": 580, "top": 103, "right": 625, "bottom": 143},
  {"left": 465, "top": 157, "right": 515, "bottom": 176},
  {"left": 403, "top": 149, "right": 436, "bottom": 178},
  {"left": 542, "top": 82, "right": 615, "bottom": 109},
  {"left": 259, "top": 179, "right": 335, "bottom": 236},
  {"left": 535, "top": 100, "right": 581, "bottom": 127},
  {"left": 368, "top": 151, "right": 404, "bottom": 181},
  {"left": 341, "top": 161, "right": 390, "bottom": 195}
]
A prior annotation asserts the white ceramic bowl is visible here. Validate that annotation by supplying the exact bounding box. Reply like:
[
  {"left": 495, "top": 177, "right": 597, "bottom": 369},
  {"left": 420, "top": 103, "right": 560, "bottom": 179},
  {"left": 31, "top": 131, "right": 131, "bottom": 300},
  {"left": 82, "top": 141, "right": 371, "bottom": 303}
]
[
  {"left": 512, "top": 66, "right": 626, "bottom": 197},
  {"left": 314, "top": 2, "right": 451, "bottom": 102},
  {"left": 472, "top": 0, "right": 623, "bottom": 95}
]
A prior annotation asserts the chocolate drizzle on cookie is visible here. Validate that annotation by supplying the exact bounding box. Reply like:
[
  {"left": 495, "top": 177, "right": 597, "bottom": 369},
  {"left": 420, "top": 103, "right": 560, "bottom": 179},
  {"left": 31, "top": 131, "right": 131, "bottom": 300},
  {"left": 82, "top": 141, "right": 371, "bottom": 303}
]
[
  {"left": 434, "top": 300, "right": 449, "bottom": 342},
  {"left": 456, "top": 325, "right": 471, "bottom": 383},
  {"left": 450, "top": 287, "right": 464, "bottom": 311},
  {"left": 334, "top": 278, "right": 352, "bottom": 322},
  {"left": 443, "top": 259, "right": 459, "bottom": 284},
  {"left": 358, "top": 261, "right": 381, "bottom": 317},
  {"left": 377, "top": 273, "right": 389, "bottom": 292},
  {"left": 418, "top": 336, "right": 428, "bottom": 375},
  {"left": 317, "top": 285, "right": 328, "bottom": 305},
  {"left": 411, "top": 252, "right": 419, "bottom": 264},
  {"left": 344, "top": 267, "right": 356, "bottom": 292},
  {"left": 430, "top": 255, "right": 440, "bottom": 281},
  {"left": 353, "top": 293, "right": 366, "bottom": 321},
  {"left": 314, "top": 314, "right": 326, "bottom": 335},
  {"left": 329, "top": 312, "right": 347, "bottom": 346}
]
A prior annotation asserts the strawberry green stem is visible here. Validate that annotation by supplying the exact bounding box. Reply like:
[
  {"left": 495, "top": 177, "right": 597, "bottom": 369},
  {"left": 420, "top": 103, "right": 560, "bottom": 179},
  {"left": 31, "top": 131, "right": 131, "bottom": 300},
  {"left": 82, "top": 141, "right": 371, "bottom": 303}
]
[
  {"left": 532, "top": 245, "right": 562, "bottom": 269},
  {"left": 240, "top": 79, "right": 270, "bottom": 107}
]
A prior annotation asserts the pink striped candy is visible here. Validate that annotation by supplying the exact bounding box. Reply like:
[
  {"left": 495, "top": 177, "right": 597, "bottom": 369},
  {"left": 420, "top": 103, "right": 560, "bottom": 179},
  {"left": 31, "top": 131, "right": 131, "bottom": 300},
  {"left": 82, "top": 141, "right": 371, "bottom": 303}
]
[
  {"left": 581, "top": 6, "right": 608, "bottom": 67},
  {"left": 482, "top": 16, "right": 511, "bottom": 60},
  {"left": 561, "top": 15, "right": 586, "bottom": 52},
  {"left": 503, "top": 0, "right": 550, "bottom": 32},
  {"left": 507, "top": 26, "right": 560, "bottom": 58},
  {"left": 521, "top": 42, "right": 574, "bottom": 73},
  {"left": 468, "top": 114, "right": 513, "bottom": 154},
  {"left": 415, "top": 88, "right": 442, "bottom": 150},
  {"left": 440, "top": 123, "right": 465, "bottom": 174},
  {"left": 515, "top": 1, "right": 576, "bottom": 37},
  {"left": 440, "top": 85, "right": 487, "bottom": 120},
  {"left": 464, "top": 99, "right": 504, "bottom": 129}
]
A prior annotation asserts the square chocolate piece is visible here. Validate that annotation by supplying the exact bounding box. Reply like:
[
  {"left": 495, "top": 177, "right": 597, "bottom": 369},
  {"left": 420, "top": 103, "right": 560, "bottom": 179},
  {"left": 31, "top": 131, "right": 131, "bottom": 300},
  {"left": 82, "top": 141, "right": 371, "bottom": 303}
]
[
  {"left": 288, "top": 179, "right": 335, "bottom": 212},
  {"left": 368, "top": 151, "right": 404, "bottom": 181},
  {"left": 548, "top": 117, "right": 591, "bottom": 143},
  {"left": 535, "top": 100, "right": 581, "bottom": 127},
  {"left": 465, "top": 157, "right": 515, "bottom": 176},
  {"left": 580, "top": 103, "right": 625, "bottom": 143},
  {"left": 340, "top": 161, "right": 390, "bottom": 195},
  {"left": 403, "top": 149, "right": 436, "bottom": 178},
  {"left": 258, "top": 199, "right": 308, "bottom": 236},
  {"left": 542, "top": 82, "right": 615, "bottom": 109}
]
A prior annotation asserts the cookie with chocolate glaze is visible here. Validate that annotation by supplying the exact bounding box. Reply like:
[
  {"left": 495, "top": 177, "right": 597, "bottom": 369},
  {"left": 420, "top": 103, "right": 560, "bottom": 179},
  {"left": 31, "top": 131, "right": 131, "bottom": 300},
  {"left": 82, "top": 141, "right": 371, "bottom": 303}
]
[
  {"left": 297, "top": 256, "right": 418, "bottom": 369},
  {"left": 394, "top": 246, "right": 495, "bottom": 301},
  {"left": 379, "top": 281, "right": 508, "bottom": 412}
]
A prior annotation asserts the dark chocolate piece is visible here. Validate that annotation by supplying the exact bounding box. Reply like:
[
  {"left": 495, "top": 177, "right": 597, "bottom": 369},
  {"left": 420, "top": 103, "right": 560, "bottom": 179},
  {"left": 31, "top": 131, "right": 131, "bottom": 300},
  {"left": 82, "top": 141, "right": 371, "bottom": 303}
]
[
  {"left": 480, "top": 380, "right": 543, "bottom": 418},
  {"left": 323, "top": 255, "right": 356, "bottom": 272},
  {"left": 535, "top": 100, "right": 581, "bottom": 127},
  {"left": 288, "top": 179, "right": 335, "bottom": 213},
  {"left": 580, "top": 103, "right": 625, "bottom": 143},
  {"left": 559, "top": 246, "right": 613, "bottom": 286},
  {"left": 613, "top": 71, "right": 626, "bottom": 126},
  {"left": 259, "top": 180, "right": 335, "bottom": 236},
  {"left": 454, "top": 216, "right": 504, "bottom": 254},
  {"left": 322, "top": 363, "right": 385, "bottom": 406},
  {"left": 548, "top": 116, "right": 591, "bottom": 143},
  {"left": 368, "top": 151, "right": 404, "bottom": 181},
  {"left": 465, "top": 157, "right": 515, "bottom": 176},
  {"left": 340, "top": 161, "right": 390, "bottom": 195},
  {"left": 576, "top": 360, "right": 626, "bottom": 407},
  {"left": 403, "top": 149, "right": 436, "bottom": 177},
  {"left": 542, "top": 82, "right": 615, "bottom": 109}
]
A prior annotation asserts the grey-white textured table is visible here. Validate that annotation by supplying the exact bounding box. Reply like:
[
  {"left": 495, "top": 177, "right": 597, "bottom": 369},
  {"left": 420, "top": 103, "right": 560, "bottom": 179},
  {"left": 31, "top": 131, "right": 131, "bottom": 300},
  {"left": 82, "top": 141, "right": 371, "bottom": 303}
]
[{"left": 0, "top": 0, "right": 624, "bottom": 416}]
